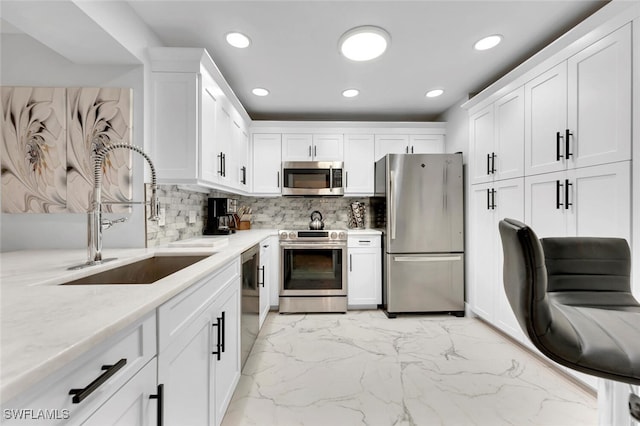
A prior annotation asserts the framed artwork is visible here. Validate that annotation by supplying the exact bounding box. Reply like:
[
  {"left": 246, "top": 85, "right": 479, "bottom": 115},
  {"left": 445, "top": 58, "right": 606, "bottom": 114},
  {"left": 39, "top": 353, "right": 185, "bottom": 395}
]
[{"left": 0, "top": 86, "right": 132, "bottom": 214}]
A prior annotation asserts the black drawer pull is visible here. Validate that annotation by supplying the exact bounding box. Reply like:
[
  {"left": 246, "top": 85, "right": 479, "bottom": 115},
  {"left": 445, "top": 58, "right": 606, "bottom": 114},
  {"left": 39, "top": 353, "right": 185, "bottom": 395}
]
[
  {"left": 212, "top": 318, "right": 222, "bottom": 360},
  {"left": 565, "top": 129, "right": 573, "bottom": 159},
  {"left": 149, "top": 384, "right": 164, "bottom": 426},
  {"left": 556, "top": 132, "right": 563, "bottom": 161},
  {"left": 69, "top": 358, "right": 127, "bottom": 404}
]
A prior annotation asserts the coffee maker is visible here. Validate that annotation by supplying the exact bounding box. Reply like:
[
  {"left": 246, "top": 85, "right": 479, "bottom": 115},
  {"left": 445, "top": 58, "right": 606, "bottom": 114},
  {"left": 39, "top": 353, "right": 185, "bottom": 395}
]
[{"left": 204, "top": 198, "right": 237, "bottom": 235}]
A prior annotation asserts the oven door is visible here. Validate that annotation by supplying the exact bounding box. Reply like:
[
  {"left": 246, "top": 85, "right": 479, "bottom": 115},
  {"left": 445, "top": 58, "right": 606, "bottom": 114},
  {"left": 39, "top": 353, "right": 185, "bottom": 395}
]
[{"left": 280, "top": 242, "right": 347, "bottom": 296}]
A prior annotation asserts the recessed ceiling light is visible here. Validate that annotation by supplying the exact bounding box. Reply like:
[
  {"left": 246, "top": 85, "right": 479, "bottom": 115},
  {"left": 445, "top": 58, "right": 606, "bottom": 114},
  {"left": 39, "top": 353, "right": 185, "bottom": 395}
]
[
  {"left": 339, "top": 26, "right": 390, "bottom": 61},
  {"left": 426, "top": 89, "right": 444, "bottom": 98},
  {"left": 226, "top": 32, "right": 251, "bottom": 48},
  {"left": 252, "top": 88, "right": 269, "bottom": 97},
  {"left": 342, "top": 89, "right": 359, "bottom": 98},
  {"left": 474, "top": 34, "right": 502, "bottom": 51}
]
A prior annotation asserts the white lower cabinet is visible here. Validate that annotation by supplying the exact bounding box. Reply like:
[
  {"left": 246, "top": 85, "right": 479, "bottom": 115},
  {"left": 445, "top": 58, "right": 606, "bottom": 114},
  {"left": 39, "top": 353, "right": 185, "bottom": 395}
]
[
  {"left": 258, "top": 237, "right": 277, "bottom": 327},
  {"left": 1, "top": 314, "right": 157, "bottom": 426},
  {"left": 157, "top": 258, "right": 241, "bottom": 426},
  {"left": 469, "top": 178, "right": 525, "bottom": 341},
  {"left": 347, "top": 232, "right": 382, "bottom": 308}
]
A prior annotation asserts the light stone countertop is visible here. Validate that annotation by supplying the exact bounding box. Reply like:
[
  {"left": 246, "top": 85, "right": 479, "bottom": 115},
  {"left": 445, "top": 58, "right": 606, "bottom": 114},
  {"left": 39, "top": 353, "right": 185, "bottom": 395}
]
[{"left": 0, "top": 229, "right": 277, "bottom": 404}]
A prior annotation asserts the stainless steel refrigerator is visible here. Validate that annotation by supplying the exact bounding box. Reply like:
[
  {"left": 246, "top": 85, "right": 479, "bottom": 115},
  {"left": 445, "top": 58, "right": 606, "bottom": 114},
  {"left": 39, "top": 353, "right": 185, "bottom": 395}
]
[{"left": 373, "top": 153, "right": 464, "bottom": 318}]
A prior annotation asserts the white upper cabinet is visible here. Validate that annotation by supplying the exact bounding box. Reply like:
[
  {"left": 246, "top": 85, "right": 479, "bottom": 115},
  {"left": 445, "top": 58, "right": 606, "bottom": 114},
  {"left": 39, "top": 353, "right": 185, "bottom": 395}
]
[
  {"left": 149, "top": 48, "right": 250, "bottom": 193},
  {"left": 494, "top": 87, "right": 525, "bottom": 181},
  {"left": 525, "top": 24, "right": 631, "bottom": 176},
  {"left": 567, "top": 23, "right": 631, "bottom": 169},
  {"left": 524, "top": 63, "right": 568, "bottom": 176},
  {"left": 281, "top": 134, "right": 344, "bottom": 162},
  {"left": 343, "top": 134, "right": 374, "bottom": 195},
  {"left": 374, "top": 133, "right": 445, "bottom": 161},
  {"left": 469, "top": 105, "right": 495, "bottom": 184},
  {"left": 252, "top": 134, "right": 282, "bottom": 195},
  {"left": 374, "top": 135, "right": 409, "bottom": 161}
]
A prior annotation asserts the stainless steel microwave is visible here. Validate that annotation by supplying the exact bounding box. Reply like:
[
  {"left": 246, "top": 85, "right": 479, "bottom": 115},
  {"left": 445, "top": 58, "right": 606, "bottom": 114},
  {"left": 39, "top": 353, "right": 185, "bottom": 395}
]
[{"left": 281, "top": 161, "right": 344, "bottom": 196}]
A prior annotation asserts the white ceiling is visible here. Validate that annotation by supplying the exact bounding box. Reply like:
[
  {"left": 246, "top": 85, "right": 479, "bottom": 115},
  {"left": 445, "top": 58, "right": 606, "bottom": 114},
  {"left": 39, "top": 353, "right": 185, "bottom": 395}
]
[
  {"left": 2, "top": 1, "right": 609, "bottom": 121},
  {"left": 126, "top": 0, "right": 608, "bottom": 121}
]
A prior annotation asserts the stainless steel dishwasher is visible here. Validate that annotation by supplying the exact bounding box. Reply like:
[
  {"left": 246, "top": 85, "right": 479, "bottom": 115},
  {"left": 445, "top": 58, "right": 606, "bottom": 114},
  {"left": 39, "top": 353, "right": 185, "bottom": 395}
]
[{"left": 240, "top": 244, "right": 260, "bottom": 369}]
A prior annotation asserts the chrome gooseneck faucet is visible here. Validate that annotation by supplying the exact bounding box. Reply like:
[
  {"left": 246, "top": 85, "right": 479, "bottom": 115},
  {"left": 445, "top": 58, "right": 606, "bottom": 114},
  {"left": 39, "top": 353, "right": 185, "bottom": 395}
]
[{"left": 70, "top": 144, "right": 160, "bottom": 269}]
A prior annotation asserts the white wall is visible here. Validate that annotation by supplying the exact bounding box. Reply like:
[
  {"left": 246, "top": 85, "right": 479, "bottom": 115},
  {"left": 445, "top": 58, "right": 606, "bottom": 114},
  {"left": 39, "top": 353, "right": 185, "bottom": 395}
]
[{"left": 0, "top": 34, "right": 146, "bottom": 251}]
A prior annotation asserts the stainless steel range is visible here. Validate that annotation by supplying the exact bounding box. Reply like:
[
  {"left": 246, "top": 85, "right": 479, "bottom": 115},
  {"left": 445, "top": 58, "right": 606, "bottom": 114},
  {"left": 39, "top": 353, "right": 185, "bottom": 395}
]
[{"left": 279, "top": 230, "right": 348, "bottom": 313}]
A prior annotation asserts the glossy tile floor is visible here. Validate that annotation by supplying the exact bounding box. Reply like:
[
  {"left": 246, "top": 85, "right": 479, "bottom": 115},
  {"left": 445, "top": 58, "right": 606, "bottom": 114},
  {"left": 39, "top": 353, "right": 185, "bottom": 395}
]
[{"left": 223, "top": 310, "right": 597, "bottom": 426}]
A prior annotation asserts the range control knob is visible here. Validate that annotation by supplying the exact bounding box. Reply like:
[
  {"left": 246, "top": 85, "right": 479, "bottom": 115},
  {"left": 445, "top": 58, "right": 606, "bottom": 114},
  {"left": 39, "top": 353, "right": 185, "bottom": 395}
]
[
  {"left": 330, "top": 231, "right": 337, "bottom": 240},
  {"left": 280, "top": 231, "right": 288, "bottom": 240},
  {"left": 338, "top": 232, "right": 346, "bottom": 240},
  {"left": 288, "top": 232, "right": 297, "bottom": 239}
]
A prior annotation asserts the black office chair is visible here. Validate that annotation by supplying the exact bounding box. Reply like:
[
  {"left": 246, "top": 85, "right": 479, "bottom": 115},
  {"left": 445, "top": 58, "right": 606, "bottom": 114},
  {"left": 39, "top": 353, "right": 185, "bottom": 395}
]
[{"left": 498, "top": 218, "right": 640, "bottom": 421}]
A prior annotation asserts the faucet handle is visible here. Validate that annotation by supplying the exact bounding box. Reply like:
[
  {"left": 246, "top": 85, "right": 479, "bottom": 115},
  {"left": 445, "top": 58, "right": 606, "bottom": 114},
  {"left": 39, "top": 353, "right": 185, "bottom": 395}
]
[{"left": 101, "top": 217, "right": 128, "bottom": 230}]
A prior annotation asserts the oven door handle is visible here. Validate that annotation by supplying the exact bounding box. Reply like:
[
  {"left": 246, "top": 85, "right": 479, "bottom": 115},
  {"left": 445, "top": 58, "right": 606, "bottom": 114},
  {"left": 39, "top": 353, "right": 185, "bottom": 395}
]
[{"left": 280, "top": 243, "right": 346, "bottom": 250}]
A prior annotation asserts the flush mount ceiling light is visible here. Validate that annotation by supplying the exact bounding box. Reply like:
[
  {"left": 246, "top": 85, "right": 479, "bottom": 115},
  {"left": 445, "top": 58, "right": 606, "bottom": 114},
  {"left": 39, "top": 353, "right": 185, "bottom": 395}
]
[
  {"left": 226, "top": 32, "right": 251, "bottom": 48},
  {"left": 339, "top": 26, "right": 390, "bottom": 61},
  {"left": 425, "top": 89, "right": 444, "bottom": 98},
  {"left": 342, "top": 89, "right": 360, "bottom": 98},
  {"left": 252, "top": 88, "right": 269, "bottom": 97},
  {"left": 474, "top": 34, "right": 503, "bottom": 51}
]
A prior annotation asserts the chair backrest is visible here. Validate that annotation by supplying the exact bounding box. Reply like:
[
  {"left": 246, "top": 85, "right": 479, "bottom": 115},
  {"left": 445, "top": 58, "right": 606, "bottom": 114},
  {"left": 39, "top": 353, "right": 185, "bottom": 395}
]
[
  {"left": 498, "top": 218, "right": 552, "bottom": 341},
  {"left": 541, "top": 237, "right": 631, "bottom": 293}
]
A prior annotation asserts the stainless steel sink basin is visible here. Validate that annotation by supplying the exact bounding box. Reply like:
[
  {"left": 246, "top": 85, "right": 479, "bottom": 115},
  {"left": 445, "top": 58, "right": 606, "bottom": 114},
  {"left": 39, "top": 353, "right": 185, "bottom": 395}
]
[{"left": 61, "top": 255, "right": 211, "bottom": 285}]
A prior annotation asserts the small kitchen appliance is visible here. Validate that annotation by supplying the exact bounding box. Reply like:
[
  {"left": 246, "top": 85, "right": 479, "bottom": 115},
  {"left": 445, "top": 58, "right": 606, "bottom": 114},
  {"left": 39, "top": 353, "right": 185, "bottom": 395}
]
[
  {"left": 203, "top": 197, "right": 236, "bottom": 235},
  {"left": 281, "top": 161, "right": 344, "bottom": 196}
]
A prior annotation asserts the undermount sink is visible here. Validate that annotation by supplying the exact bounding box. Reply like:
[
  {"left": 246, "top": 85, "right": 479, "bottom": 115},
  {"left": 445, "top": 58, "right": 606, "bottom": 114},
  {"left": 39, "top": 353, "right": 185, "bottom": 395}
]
[{"left": 61, "top": 255, "right": 212, "bottom": 285}]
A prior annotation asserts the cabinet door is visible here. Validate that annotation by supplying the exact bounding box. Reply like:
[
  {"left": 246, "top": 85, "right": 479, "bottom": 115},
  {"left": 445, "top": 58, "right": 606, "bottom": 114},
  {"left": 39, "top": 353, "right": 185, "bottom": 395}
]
[
  {"left": 259, "top": 241, "right": 271, "bottom": 328},
  {"left": 524, "top": 170, "right": 569, "bottom": 239},
  {"left": 469, "top": 105, "right": 495, "bottom": 185},
  {"left": 468, "top": 182, "right": 497, "bottom": 321},
  {"left": 493, "top": 178, "right": 525, "bottom": 341},
  {"left": 494, "top": 87, "right": 525, "bottom": 181},
  {"left": 158, "top": 311, "right": 213, "bottom": 426},
  {"left": 215, "top": 103, "right": 233, "bottom": 185},
  {"left": 313, "top": 134, "right": 344, "bottom": 161},
  {"left": 81, "top": 360, "right": 158, "bottom": 426},
  {"left": 269, "top": 236, "right": 280, "bottom": 308},
  {"left": 524, "top": 63, "right": 568, "bottom": 176},
  {"left": 201, "top": 80, "right": 220, "bottom": 183},
  {"left": 568, "top": 24, "right": 631, "bottom": 169},
  {"left": 151, "top": 73, "right": 198, "bottom": 181},
  {"left": 252, "top": 134, "right": 282, "bottom": 194},
  {"left": 347, "top": 247, "right": 381, "bottom": 306},
  {"left": 569, "top": 161, "right": 630, "bottom": 240},
  {"left": 213, "top": 279, "right": 241, "bottom": 426},
  {"left": 344, "top": 134, "right": 374, "bottom": 195},
  {"left": 281, "top": 134, "right": 313, "bottom": 161},
  {"left": 374, "top": 135, "right": 409, "bottom": 161},
  {"left": 409, "top": 134, "right": 445, "bottom": 154}
]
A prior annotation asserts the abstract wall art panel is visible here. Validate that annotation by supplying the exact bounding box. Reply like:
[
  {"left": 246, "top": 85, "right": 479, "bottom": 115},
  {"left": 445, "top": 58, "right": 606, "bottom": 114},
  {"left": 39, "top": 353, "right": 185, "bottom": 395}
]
[
  {"left": 1, "top": 87, "right": 67, "bottom": 213},
  {"left": 66, "top": 87, "right": 133, "bottom": 213}
]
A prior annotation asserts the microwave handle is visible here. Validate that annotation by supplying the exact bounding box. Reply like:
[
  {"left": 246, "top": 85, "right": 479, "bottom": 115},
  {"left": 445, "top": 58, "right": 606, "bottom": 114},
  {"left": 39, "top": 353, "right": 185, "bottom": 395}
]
[{"left": 330, "top": 165, "right": 333, "bottom": 191}]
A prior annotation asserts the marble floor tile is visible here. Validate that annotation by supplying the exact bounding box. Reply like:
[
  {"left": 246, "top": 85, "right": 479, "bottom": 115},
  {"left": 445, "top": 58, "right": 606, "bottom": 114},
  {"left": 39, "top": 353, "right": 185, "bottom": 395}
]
[{"left": 222, "top": 310, "right": 596, "bottom": 426}]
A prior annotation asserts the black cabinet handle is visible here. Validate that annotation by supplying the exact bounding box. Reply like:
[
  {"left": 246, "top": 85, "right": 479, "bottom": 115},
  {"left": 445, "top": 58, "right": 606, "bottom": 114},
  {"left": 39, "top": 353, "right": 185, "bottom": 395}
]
[
  {"left": 222, "top": 153, "right": 226, "bottom": 177},
  {"left": 565, "top": 129, "right": 573, "bottom": 159},
  {"left": 345, "top": 171, "right": 348, "bottom": 188},
  {"left": 564, "top": 179, "right": 573, "bottom": 209},
  {"left": 491, "top": 188, "right": 496, "bottom": 210},
  {"left": 314, "top": 145, "right": 317, "bottom": 157},
  {"left": 358, "top": 240, "right": 371, "bottom": 243},
  {"left": 258, "top": 266, "right": 265, "bottom": 287},
  {"left": 241, "top": 166, "right": 247, "bottom": 185},
  {"left": 277, "top": 171, "right": 280, "bottom": 188},
  {"left": 487, "top": 153, "right": 491, "bottom": 175},
  {"left": 491, "top": 152, "right": 497, "bottom": 174},
  {"left": 308, "top": 145, "right": 312, "bottom": 157},
  {"left": 556, "top": 180, "right": 563, "bottom": 209},
  {"left": 405, "top": 146, "right": 409, "bottom": 154},
  {"left": 69, "top": 358, "right": 127, "bottom": 404},
  {"left": 556, "top": 132, "right": 563, "bottom": 161},
  {"left": 486, "top": 188, "right": 491, "bottom": 210},
  {"left": 218, "top": 152, "right": 224, "bottom": 176},
  {"left": 220, "top": 312, "right": 226, "bottom": 353},
  {"left": 349, "top": 254, "right": 353, "bottom": 272},
  {"left": 149, "top": 384, "right": 164, "bottom": 426},
  {"left": 212, "top": 318, "right": 222, "bottom": 360},
  {"left": 411, "top": 146, "right": 414, "bottom": 154}
]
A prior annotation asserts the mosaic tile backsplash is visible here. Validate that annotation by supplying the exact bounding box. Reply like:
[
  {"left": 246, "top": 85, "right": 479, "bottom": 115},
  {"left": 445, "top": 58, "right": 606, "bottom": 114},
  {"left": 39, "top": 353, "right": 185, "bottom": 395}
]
[{"left": 146, "top": 185, "right": 372, "bottom": 247}]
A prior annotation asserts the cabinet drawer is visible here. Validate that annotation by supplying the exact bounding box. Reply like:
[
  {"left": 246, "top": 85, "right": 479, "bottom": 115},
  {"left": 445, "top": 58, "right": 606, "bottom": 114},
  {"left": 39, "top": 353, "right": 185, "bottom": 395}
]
[
  {"left": 2, "top": 313, "right": 156, "bottom": 426},
  {"left": 348, "top": 235, "right": 381, "bottom": 248},
  {"left": 158, "top": 258, "right": 240, "bottom": 352}
]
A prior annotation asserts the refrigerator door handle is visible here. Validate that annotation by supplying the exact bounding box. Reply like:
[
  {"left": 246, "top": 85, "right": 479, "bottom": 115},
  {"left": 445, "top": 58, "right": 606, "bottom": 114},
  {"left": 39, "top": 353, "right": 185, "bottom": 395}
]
[
  {"left": 394, "top": 255, "right": 462, "bottom": 262},
  {"left": 389, "top": 170, "right": 396, "bottom": 240}
]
